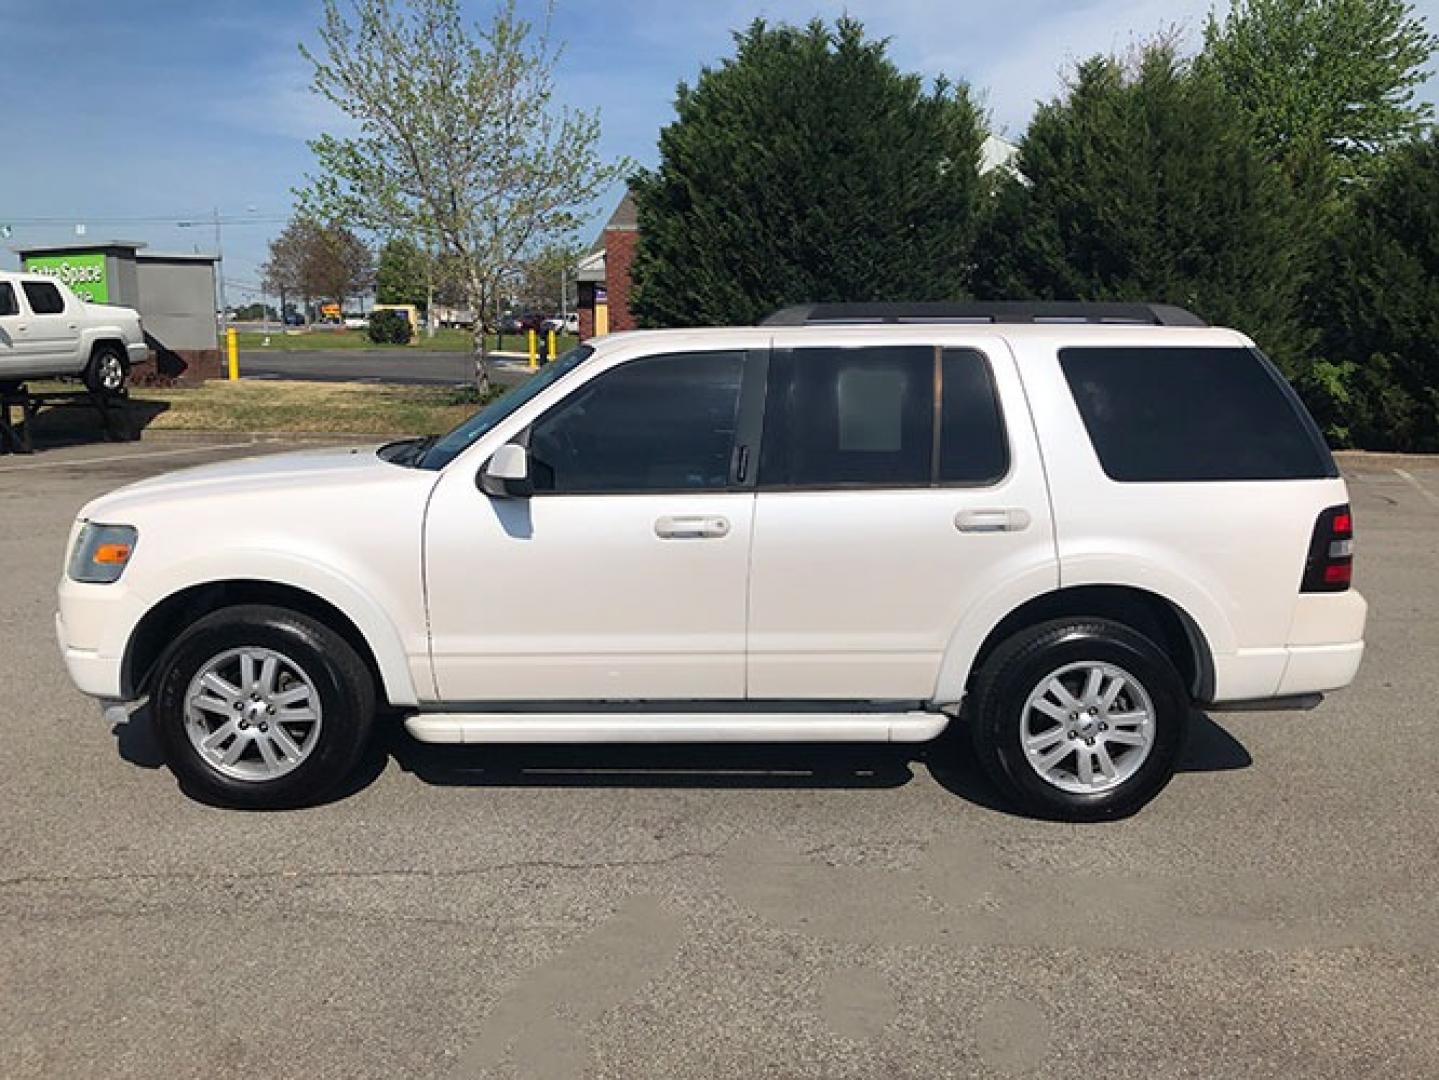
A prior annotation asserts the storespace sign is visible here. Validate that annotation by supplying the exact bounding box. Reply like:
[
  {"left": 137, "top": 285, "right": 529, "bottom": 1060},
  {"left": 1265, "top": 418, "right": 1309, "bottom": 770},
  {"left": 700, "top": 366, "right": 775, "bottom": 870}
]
[{"left": 23, "top": 253, "right": 109, "bottom": 303}]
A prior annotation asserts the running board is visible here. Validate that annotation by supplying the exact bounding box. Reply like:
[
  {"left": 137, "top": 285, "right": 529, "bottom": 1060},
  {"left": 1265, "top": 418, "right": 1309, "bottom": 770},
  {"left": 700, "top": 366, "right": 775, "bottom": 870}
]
[{"left": 403, "top": 711, "right": 950, "bottom": 745}]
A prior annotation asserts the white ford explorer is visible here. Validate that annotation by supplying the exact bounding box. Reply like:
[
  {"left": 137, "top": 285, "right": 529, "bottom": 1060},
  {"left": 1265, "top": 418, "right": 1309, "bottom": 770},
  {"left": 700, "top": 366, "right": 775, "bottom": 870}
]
[{"left": 56, "top": 302, "right": 1367, "bottom": 819}]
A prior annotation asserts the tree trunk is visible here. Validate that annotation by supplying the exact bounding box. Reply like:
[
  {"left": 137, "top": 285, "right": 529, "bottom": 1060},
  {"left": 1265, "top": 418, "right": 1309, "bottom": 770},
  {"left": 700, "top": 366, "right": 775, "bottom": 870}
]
[{"left": 469, "top": 275, "right": 492, "bottom": 395}]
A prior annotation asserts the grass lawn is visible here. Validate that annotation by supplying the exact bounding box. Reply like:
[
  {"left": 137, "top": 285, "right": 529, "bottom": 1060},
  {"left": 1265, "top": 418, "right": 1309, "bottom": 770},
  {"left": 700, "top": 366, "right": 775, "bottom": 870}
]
[
  {"left": 235, "top": 328, "right": 580, "bottom": 354},
  {"left": 116, "top": 380, "right": 499, "bottom": 435}
]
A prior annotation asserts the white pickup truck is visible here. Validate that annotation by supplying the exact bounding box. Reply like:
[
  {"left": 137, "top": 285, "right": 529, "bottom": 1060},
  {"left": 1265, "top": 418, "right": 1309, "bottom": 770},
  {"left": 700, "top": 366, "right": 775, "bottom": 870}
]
[{"left": 0, "top": 270, "right": 148, "bottom": 392}]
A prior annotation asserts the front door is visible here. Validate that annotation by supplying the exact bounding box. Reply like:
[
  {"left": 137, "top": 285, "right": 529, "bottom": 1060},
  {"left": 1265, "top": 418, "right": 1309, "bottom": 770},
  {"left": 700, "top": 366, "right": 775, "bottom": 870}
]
[
  {"left": 424, "top": 349, "right": 757, "bottom": 702},
  {"left": 745, "top": 337, "right": 1057, "bottom": 700}
]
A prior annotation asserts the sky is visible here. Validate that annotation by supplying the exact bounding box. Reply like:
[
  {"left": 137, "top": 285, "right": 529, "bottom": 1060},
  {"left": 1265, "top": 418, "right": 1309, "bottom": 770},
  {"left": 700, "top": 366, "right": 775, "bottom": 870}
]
[{"left": 2, "top": 0, "right": 1437, "bottom": 303}]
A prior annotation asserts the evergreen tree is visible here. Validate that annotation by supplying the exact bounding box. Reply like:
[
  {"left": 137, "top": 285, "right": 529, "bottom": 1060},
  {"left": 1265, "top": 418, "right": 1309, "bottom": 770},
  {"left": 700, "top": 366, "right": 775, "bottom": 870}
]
[
  {"left": 1308, "top": 135, "right": 1439, "bottom": 450},
  {"left": 974, "top": 45, "right": 1311, "bottom": 374},
  {"left": 376, "top": 237, "right": 430, "bottom": 312},
  {"left": 630, "top": 18, "right": 986, "bottom": 327}
]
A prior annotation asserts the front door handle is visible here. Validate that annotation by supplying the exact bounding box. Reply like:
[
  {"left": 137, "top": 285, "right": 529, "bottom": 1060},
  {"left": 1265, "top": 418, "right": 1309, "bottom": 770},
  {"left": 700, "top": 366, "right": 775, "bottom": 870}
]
[
  {"left": 955, "top": 508, "right": 1032, "bottom": 533},
  {"left": 655, "top": 515, "right": 731, "bottom": 539}
]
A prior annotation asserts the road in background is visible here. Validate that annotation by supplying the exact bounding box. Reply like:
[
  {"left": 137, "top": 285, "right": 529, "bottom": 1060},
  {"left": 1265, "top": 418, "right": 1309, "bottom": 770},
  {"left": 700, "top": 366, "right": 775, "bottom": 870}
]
[
  {"left": 239, "top": 349, "right": 533, "bottom": 387},
  {"left": 1, "top": 440, "right": 1437, "bottom": 1078}
]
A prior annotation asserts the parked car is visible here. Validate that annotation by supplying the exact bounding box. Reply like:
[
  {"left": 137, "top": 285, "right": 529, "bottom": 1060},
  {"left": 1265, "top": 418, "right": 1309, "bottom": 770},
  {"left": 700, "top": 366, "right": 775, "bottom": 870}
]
[
  {"left": 57, "top": 302, "right": 1366, "bottom": 817},
  {"left": 342, "top": 315, "right": 369, "bottom": 330},
  {"left": 0, "top": 271, "right": 148, "bottom": 392},
  {"left": 542, "top": 313, "right": 580, "bottom": 335},
  {"left": 498, "top": 311, "right": 546, "bottom": 334}
]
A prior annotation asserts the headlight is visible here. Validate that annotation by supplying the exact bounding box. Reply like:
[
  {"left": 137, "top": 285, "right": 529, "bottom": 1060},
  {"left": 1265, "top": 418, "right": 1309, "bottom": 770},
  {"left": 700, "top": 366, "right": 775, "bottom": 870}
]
[{"left": 67, "top": 523, "right": 138, "bottom": 584}]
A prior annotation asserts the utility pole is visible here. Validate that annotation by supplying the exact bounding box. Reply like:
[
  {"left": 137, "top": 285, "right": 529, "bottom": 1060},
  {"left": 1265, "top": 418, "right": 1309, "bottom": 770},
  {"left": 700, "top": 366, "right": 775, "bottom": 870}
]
[{"left": 213, "top": 207, "right": 227, "bottom": 330}]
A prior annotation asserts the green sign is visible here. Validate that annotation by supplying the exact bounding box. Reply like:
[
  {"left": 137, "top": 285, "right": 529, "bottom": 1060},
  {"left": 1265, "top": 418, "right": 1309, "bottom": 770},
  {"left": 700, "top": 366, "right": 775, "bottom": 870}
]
[{"left": 23, "top": 252, "right": 109, "bottom": 303}]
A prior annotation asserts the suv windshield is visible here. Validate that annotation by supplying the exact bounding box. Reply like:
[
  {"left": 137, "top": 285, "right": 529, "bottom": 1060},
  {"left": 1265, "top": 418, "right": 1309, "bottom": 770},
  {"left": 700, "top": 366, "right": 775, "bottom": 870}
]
[{"left": 415, "top": 346, "right": 593, "bottom": 470}]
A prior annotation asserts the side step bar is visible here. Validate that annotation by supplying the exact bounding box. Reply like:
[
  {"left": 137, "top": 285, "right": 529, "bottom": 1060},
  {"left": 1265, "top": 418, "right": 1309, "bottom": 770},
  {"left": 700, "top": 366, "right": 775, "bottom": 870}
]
[{"left": 404, "top": 711, "right": 951, "bottom": 745}]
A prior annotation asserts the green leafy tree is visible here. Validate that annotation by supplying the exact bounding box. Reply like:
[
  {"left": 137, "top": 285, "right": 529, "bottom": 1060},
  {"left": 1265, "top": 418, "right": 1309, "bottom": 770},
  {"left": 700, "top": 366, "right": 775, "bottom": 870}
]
[
  {"left": 368, "top": 307, "right": 415, "bottom": 345},
  {"left": 1306, "top": 135, "right": 1439, "bottom": 450},
  {"left": 375, "top": 236, "right": 430, "bottom": 312},
  {"left": 630, "top": 17, "right": 987, "bottom": 327},
  {"left": 1201, "top": 0, "right": 1437, "bottom": 187},
  {"left": 262, "top": 217, "right": 372, "bottom": 318},
  {"left": 299, "top": 0, "right": 627, "bottom": 389},
  {"left": 973, "top": 45, "right": 1312, "bottom": 374}
]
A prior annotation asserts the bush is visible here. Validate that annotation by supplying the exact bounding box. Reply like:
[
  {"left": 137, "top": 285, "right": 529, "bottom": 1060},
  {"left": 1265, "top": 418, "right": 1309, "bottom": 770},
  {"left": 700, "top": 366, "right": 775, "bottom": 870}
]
[{"left": 367, "top": 309, "right": 413, "bottom": 345}]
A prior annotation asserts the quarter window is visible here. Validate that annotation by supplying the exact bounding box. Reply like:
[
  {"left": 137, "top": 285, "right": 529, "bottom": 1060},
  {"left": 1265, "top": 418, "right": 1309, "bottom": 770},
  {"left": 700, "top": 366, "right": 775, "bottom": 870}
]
[
  {"left": 21, "top": 281, "right": 65, "bottom": 315},
  {"left": 528, "top": 351, "right": 744, "bottom": 493},
  {"left": 1059, "top": 347, "right": 1336, "bottom": 481}
]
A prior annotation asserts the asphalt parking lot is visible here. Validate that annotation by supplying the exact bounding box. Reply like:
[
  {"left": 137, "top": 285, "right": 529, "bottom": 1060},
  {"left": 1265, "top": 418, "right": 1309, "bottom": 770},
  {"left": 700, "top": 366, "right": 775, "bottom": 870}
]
[{"left": 1, "top": 438, "right": 1437, "bottom": 1079}]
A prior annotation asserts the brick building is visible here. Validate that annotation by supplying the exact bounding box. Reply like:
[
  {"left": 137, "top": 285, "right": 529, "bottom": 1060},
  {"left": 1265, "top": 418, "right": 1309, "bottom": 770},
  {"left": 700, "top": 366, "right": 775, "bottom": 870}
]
[{"left": 574, "top": 193, "right": 637, "bottom": 339}]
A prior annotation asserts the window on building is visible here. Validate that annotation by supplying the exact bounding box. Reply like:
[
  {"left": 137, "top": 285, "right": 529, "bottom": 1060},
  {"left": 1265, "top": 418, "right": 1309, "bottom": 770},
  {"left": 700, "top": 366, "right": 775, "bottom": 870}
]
[
  {"left": 528, "top": 351, "right": 745, "bottom": 493},
  {"left": 21, "top": 281, "right": 65, "bottom": 315}
]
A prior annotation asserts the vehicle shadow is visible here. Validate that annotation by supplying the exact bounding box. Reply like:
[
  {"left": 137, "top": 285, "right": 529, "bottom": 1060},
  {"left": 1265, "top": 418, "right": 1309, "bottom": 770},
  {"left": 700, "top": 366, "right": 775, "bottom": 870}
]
[
  {"left": 111, "top": 705, "right": 1252, "bottom": 816},
  {"left": 8, "top": 394, "right": 170, "bottom": 452}
]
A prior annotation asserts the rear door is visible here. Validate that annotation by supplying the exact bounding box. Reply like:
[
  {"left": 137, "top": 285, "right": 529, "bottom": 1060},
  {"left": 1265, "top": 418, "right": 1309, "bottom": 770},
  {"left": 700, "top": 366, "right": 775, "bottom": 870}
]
[
  {"left": 16, "top": 279, "right": 82, "bottom": 371},
  {"left": 745, "top": 334, "right": 1057, "bottom": 700}
]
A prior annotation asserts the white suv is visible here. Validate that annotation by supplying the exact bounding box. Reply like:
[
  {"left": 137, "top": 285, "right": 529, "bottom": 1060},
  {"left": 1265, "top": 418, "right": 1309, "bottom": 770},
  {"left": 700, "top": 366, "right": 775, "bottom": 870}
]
[{"left": 56, "top": 303, "right": 1367, "bottom": 819}]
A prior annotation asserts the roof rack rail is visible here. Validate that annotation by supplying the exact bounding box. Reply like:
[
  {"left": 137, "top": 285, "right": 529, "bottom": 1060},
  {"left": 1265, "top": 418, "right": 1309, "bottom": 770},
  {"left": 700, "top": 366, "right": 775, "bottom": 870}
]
[{"left": 761, "top": 301, "right": 1207, "bottom": 328}]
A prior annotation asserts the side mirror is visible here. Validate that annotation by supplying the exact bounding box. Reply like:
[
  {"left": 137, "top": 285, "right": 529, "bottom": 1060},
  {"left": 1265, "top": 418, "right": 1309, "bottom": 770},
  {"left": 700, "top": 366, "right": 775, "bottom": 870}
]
[{"left": 480, "top": 442, "right": 533, "bottom": 498}]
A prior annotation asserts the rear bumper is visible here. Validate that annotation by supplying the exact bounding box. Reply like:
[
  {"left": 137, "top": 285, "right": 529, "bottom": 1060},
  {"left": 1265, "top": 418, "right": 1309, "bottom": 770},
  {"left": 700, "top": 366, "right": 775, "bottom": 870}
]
[{"left": 1208, "top": 590, "right": 1367, "bottom": 703}]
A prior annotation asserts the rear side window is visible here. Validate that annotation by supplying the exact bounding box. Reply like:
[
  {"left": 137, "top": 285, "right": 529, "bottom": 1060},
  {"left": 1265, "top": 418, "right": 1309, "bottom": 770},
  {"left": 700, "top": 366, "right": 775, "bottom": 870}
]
[
  {"left": 1059, "top": 347, "right": 1336, "bottom": 482},
  {"left": 21, "top": 281, "right": 65, "bottom": 315},
  {"left": 760, "top": 346, "right": 1009, "bottom": 488},
  {"left": 0, "top": 283, "right": 17, "bottom": 317}
]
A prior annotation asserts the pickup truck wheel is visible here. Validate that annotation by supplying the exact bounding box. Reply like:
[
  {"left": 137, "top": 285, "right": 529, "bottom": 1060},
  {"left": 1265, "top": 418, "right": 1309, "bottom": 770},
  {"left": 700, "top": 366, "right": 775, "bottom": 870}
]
[
  {"left": 968, "top": 619, "right": 1188, "bottom": 822},
  {"left": 150, "top": 604, "right": 376, "bottom": 809},
  {"left": 84, "top": 345, "right": 128, "bottom": 394}
]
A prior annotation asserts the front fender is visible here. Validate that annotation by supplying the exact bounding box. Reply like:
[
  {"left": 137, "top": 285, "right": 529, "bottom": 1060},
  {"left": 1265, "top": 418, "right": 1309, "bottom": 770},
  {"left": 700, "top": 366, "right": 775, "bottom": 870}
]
[{"left": 128, "top": 550, "right": 423, "bottom": 707}]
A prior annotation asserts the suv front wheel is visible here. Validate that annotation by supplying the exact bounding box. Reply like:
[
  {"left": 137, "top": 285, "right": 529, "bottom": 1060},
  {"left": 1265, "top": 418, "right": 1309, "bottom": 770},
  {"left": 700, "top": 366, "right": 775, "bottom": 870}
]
[
  {"left": 968, "top": 618, "right": 1189, "bottom": 821},
  {"left": 150, "top": 604, "right": 376, "bottom": 809}
]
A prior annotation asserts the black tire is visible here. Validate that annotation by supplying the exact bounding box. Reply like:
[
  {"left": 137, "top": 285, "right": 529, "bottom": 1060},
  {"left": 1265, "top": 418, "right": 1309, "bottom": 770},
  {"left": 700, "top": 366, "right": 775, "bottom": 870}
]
[
  {"left": 150, "top": 604, "right": 376, "bottom": 809},
  {"left": 968, "top": 618, "right": 1189, "bottom": 821},
  {"left": 83, "top": 344, "right": 128, "bottom": 394}
]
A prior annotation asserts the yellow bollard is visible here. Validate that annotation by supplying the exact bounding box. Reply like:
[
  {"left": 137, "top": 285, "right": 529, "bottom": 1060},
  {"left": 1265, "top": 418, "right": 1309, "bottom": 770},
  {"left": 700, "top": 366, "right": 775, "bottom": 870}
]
[
  {"left": 547, "top": 328, "right": 557, "bottom": 364},
  {"left": 527, "top": 328, "right": 537, "bottom": 371},
  {"left": 226, "top": 327, "right": 239, "bottom": 381}
]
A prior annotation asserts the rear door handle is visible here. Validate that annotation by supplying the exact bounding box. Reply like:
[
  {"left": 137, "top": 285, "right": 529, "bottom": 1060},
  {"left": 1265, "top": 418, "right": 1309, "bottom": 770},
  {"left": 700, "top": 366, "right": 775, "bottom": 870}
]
[
  {"left": 655, "top": 515, "right": 731, "bottom": 539},
  {"left": 955, "top": 508, "right": 1032, "bottom": 533}
]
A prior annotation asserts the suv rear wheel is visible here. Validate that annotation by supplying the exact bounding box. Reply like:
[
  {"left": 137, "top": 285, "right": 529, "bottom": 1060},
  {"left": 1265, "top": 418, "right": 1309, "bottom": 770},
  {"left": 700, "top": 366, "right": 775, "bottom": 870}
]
[
  {"left": 968, "top": 618, "right": 1188, "bottom": 821},
  {"left": 150, "top": 604, "right": 375, "bottom": 809}
]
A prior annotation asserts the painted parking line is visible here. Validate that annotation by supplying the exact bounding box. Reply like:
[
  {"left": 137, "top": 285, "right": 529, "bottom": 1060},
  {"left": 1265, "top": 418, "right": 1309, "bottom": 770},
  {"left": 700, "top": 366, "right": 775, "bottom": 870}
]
[
  {"left": 0, "top": 440, "right": 259, "bottom": 473},
  {"left": 1394, "top": 468, "right": 1439, "bottom": 510}
]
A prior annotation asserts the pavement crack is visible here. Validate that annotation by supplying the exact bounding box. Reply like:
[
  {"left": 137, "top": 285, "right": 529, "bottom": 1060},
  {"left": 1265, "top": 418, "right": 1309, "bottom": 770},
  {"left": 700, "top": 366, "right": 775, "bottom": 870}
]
[{"left": 0, "top": 848, "right": 719, "bottom": 891}]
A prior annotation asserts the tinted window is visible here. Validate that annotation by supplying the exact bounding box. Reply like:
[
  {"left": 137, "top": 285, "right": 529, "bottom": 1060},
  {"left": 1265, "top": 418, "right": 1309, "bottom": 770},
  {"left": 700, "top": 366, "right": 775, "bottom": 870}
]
[
  {"left": 529, "top": 352, "right": 743, "bottom": 493},
  {"left": 22, "top": 281, "right": 65, "bottom": 315},
  {"left": 0, "top": 283, "right": 17, "bottom": 317},
  {"left": 761, "top": 346, "right": 934, "bottom": 487},
  {"left": 940, "top": 349, "right": 1009, "bottom": 483},
  {"left": 1059, "top": 347, "right": 1335, "bottom": 482}
]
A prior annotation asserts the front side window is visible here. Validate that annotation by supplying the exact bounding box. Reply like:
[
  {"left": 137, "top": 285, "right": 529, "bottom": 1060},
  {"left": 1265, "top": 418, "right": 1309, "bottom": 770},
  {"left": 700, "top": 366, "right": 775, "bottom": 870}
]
[
  {"left": 759, "top": 346, "right": 1008, "bottom": 488},
  {"left": 22, "top": 281, "right": 65, "bottom": 315},
  {"left": 528, "top": 351, "right": 745, "bottom": 493},
  {"left": 0, "top": 283, "right": 17, "bottom": 317}
]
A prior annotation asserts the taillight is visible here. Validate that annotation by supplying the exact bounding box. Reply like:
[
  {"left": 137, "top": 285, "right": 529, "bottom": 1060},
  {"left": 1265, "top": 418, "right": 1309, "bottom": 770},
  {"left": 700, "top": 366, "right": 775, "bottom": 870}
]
[{"left": 1301, "top": 504, "right": 1353, "bottom": 593}]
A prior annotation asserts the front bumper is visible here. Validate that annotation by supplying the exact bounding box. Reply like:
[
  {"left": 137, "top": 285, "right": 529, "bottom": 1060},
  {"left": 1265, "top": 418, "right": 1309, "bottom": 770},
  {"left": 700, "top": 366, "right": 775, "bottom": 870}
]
[
  {"left": 55, "top": 572, "right": 149, "bottom": 700},
  {"left": 126, "top": 341, "right": 151, "bottom": 366}
]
